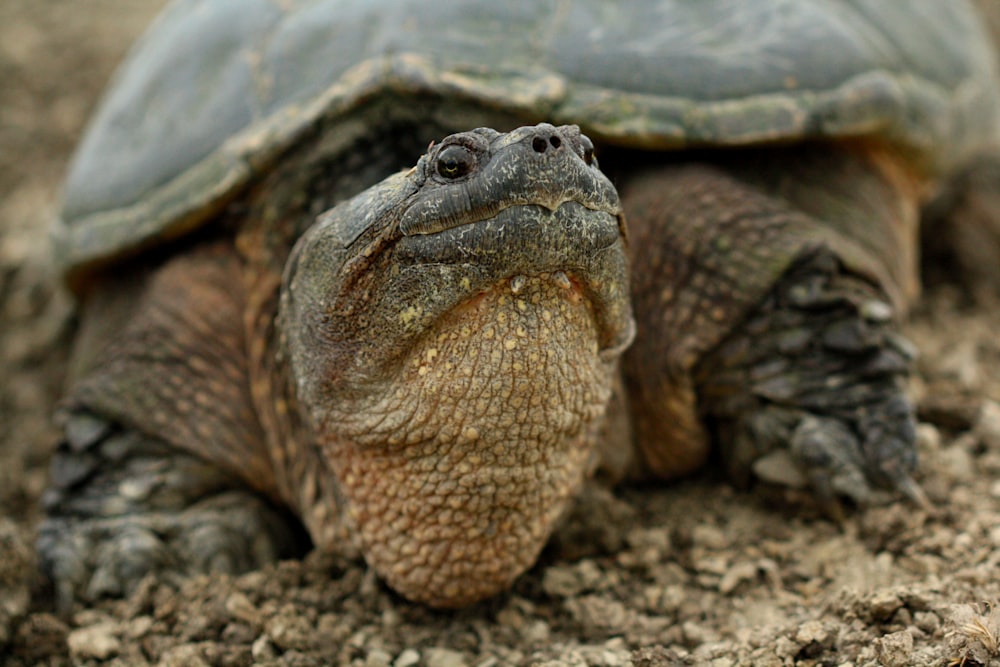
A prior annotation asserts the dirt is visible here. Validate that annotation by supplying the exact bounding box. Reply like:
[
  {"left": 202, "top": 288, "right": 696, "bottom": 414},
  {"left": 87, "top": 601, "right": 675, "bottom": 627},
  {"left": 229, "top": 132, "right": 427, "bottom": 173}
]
[{"left": 4, "top": 3, "right": 1000, "bottom": 666}]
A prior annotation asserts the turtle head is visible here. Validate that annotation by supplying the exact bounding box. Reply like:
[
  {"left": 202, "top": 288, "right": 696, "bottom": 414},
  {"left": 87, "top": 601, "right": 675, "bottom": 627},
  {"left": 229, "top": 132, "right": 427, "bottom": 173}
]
[{"left": 280, "top": 123, "right": 634, "bottom": 607}]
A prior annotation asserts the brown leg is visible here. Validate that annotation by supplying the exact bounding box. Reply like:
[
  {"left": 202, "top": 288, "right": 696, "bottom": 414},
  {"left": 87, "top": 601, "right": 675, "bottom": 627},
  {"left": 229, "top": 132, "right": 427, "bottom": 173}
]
[
  {"left": 38, "top": 242, "right": 306, "bottom": 610},
  {"left": 620, "top": 146, "right": 925, "bottom": 511}
]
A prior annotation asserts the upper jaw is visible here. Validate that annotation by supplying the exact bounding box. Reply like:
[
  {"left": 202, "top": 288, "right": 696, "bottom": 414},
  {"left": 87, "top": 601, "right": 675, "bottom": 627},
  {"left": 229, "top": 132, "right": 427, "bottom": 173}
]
[
  {"left": 399, "top": 123, "right": 621, "bottom": 237},
  {"left": 387, "top": 123, "right": 633, "bottom": 357},
  {"left": 392, "top": 199, "right": 634, "bottom": 358}
]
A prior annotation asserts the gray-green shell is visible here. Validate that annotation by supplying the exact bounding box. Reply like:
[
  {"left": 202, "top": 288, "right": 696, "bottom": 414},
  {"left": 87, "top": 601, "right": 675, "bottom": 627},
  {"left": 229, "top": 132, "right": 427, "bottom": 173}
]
[{"left": 57, "top": 0, "right": 1000, "bottom": 280}]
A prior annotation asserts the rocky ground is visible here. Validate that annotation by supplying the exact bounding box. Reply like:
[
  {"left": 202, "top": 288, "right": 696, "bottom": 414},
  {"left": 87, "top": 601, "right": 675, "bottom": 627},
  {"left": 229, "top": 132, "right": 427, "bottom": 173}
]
[{"left": 4, "top": 3, "right": 1000, "bottom": 666}]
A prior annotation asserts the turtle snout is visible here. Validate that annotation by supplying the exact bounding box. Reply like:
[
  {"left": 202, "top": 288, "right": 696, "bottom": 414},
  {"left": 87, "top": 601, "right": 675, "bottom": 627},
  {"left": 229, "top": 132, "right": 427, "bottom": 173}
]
[
  {"left": 524, "top": 124, "right": 596, "bottom": 166},
  {"left": 530, "top": 129, "right": 563, "bottom": 154}
]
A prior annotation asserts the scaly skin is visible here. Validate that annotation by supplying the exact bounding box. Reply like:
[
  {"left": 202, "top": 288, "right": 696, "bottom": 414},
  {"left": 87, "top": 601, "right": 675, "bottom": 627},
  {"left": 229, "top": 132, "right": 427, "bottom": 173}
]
[
  {"left": 280, "top": 124, "right": 634, "bottom": 606},
  {"left": 323, "top": 275, "right": 612, "bottom": 607},
  {"left": 621, "top": 145, "right": 924, "bottom": 510},
  {"left": 39, "top": 129, "right": 927, "bottom": 610},
  {"left": 41, "top": 124, "right": 636, "bottom": 609}
]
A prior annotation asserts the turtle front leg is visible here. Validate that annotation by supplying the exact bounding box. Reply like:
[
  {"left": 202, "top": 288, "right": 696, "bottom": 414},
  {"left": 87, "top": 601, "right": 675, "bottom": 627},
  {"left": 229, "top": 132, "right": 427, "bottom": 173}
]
[
  {"left": 38, "top": 412, "right": 304, "bottom": 610},
  {"left": 37, "top": 242, "right": 308, "bottom": 610},
  {"left": 694, "top": 245, "right": 922, "bottom": 510},
  {"left": 621, "top": 147, "right": 926, "bottom": 512}
]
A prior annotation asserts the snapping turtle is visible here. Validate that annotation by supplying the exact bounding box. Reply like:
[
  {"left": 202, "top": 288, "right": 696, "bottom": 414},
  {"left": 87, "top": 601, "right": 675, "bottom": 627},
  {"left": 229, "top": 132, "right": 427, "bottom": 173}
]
[{"left": 40, "top": 0, "right": 1000, "bottom": 609}]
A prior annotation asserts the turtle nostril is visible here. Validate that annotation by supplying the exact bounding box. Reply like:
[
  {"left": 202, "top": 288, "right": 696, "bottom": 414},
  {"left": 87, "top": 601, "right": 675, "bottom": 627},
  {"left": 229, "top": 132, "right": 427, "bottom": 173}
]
[
  {"left": 549, "top": 135, "right": 561, "bottom": 149},
  {"left": 532, "top": 136, "right": 547, "bottom": 153}
]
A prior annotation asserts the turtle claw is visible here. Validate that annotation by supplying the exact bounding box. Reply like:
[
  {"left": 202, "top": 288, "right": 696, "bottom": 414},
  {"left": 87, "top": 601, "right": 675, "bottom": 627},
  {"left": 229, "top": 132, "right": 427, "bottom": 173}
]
[
  {"left": 817, "top": 495, "right": 847, "bottom": 525},
  {"left": 891, "top": 471, "right": 934, "bottom": 513},
  {"left": 40, "top": 491, "right": 301, "bottom": 612},
  {"left": 39, "top": 417, "right": 307, "bottom": 610},
  {"left": 791, "top": 416, "right": 867, "bottom": 502},
  {"left": 698, "top": 248, "right": 920, "bottom": 515},
  {"left": 735, "top": 401, "right": 921, "bottom": 517}
]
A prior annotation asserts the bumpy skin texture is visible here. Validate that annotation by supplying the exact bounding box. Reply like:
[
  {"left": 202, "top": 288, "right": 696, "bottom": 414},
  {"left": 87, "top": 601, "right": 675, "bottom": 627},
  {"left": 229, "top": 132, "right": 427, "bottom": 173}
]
[
  {"left": 280, "top": 125, "right": 634, "bottom": 606},
  {"left": 621, "top": 146, "right": 924, "bottom": 510},
  {"left": 40, "top": 123, "right": 930, "bottom": 610},
  {"left": 39, "top": 0, "right": 1000, "bottom": 616},
  {"left": 39, "top": 244, "right": 307, "bottom": 609},
  {"left": 42, "top": 124, "right": 638, "bottom": 609},
  {"left": 323, "top": 276, "right": 612, "bottom": 606}
]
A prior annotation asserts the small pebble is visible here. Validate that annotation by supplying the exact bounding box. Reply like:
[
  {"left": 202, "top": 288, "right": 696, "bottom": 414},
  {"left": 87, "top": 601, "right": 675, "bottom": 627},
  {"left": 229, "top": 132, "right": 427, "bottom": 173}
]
[
  {"left": 874, "top": 630, "right": 914, "bottom": 667},
  {"left": 523, "top": 619, "right": 551, "bottom": 643},
  {"left": 718, "top": 561, "right": 758, "bottom": 595},
  {"left": 125, "top": 615, "right": 154, "bottom": 639},
  {"left": 914, "top": 611, "right": 941, "bottom": 635},
  {"left": 938, "top": 444, "right": 975, "bottom": 481},
  {"left": 266, "top": 613, "right": 313, "bottom": 651},
  {"left": 225, "top": 591, "right": 263, "bottom": 628},
  {"left": 425, "top": 647, "right": 468, "bottom": 667},
  {"left": 542, "top": 560, "right": 603, "bottom": 598},
  {"left": 869, "top": 591, "right": 904, "bottom": 621},
  {"left": 795, "top": 620, "right": 830, "bottom": 647},
  {"left": 915, "top": 423, "right": 941, "bottom": 453},
  {"left": 158, "top": 643, "right": 211, "bottom": 667},
  {"left": 251, "top": 635, "right": 277, "bottom": 661},
  {"left": 66, "top": 621, "right": 121, "bottom": 660},
  {"left": 366, "top": 649, "right": 393, "bottom": 667},
  {"left": 975, "top": 399, "right": 1000, "bottom": 450},
  {"left": 691, "top": 524, "right": 729, "bottom": 550},
  {"left": 773, "top": 636, "right": 799, "bottom": 658},
  {"left": 395, "top": 648, "right": 421, "bottom": 667}
]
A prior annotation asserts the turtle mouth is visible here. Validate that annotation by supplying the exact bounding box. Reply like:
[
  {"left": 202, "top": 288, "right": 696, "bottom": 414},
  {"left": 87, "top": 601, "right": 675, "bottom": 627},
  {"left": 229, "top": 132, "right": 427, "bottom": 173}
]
[
  {"left": 393, "top": 201, "right": 634, "bottom": 358},
  {"left": 396, "top": 201, "right": 624, "bottom": 256}
]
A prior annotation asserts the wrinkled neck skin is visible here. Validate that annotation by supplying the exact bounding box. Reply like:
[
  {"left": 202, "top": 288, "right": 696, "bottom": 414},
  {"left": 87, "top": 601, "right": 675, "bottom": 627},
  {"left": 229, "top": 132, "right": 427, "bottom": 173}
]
[
  {"left": 308, "top": 275, "right": 616, "bottom": 608},
  {"left": 279, "top": 124, "right": 634, "bottom": 607}
]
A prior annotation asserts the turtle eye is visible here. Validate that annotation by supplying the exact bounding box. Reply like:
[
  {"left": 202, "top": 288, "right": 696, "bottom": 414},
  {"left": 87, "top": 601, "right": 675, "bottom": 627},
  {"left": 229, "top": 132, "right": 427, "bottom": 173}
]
[{"left": 436, "top": 145, "right": 476, "bottom": 179}]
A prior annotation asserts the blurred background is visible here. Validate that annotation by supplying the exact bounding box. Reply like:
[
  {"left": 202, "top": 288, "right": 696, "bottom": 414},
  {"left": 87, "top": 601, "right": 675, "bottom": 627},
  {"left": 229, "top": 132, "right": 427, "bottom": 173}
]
[{"left": 0, "top": 0, "right": 166, "bottom": 524}]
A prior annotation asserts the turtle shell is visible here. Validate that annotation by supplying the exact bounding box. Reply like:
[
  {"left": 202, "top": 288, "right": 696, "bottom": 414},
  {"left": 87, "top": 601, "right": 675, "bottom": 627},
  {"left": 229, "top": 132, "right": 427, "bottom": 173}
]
[{"left": 56, "top": 0, "right": 1000, "bottom": 283}]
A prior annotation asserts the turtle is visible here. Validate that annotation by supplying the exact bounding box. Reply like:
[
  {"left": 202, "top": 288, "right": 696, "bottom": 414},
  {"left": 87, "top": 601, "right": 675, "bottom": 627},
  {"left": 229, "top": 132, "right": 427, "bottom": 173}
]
[{"left": 39, "top": 0, "right": 1000, "bottom": 610}]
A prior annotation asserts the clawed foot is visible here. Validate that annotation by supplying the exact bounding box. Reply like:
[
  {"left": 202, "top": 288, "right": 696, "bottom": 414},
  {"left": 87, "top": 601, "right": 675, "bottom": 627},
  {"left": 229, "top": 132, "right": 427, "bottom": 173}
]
[
  {"left": 38, "top": 415, "right": 305, "bottom": 611},
  {"left": 39, "top": 492, "right": 300, "bottom": 610},
  {"left": 740, "top": 404, "right": 930, "bottom": 519},
  {"left": 697, "top": 248, "right": 928, "bottom": 516}
]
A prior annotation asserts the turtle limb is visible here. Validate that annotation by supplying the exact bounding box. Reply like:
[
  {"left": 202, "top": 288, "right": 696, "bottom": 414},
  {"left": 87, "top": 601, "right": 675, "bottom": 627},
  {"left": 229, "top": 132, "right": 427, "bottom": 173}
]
[
  {"left": 621, "top": 153, "right": 923, "bottom": 509},
  {"left": 695, "top": 247, "right": 924, "bottom": 512},
  {"left": 39, "top": 242, "right": 308, "bottom": 609},
  {"left": 620, "top": 164, "right": 815, "bottom": 480},
  {"left": 38, "top": 411, "right": 305, "bottom": 611}
]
